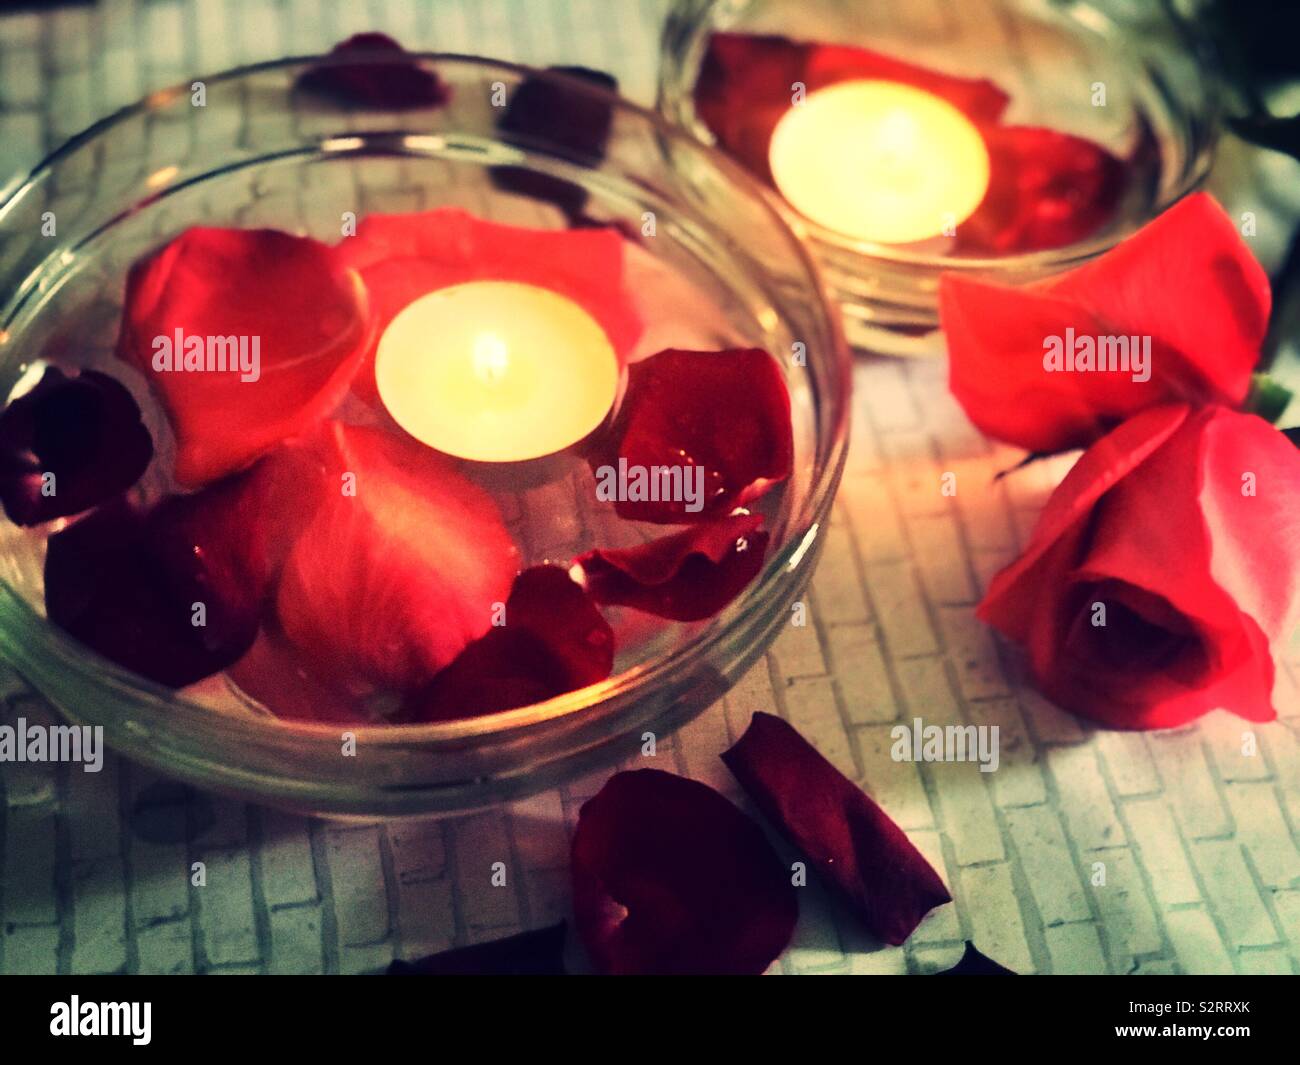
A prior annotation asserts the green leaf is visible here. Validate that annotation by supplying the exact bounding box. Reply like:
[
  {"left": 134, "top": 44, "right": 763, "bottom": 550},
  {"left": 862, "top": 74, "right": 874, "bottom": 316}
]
[{"left": 1244, "top": 373, "right": 1295, "bottom": 424}]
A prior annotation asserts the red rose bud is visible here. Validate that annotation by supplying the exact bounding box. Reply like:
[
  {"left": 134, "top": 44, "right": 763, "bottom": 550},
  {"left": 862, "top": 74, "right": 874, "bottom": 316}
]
[
  {"left": 388, "top": 922, "right": 567, "bottom": 975},
  {"left": 295, "top": 33, "right": 450, "bottom": 110},
  {"left": 571, "top": 769, "right": 798, "bottom": 974},
  {"left": 116, "top": 226, "right": 370, "bottom": 487},
  {"left": 43, "top": 463, "right": 279, "bottom": 688},
  {"left": 595, "top": 348, "right": 793, "bottom": 523},
  {"left": 941, "top": 193, "right": 1271, "bottom": 453},
  {"left": 980, "top": 403, "right": 1300, "bottom": 728},
  {"left": 274, "top": 422, "right": 519, "bottom": 691},
  {"left": 722, "top": 712, "right": 952, "bottom": 946},
  {"left": 576, "top": 512, "right": 768, "bottom": 621},
  {"left": 402, "top": 565, "right": 614, "bottom": 722},
  {"left": 490, "top": 66, "right": 618, "bottom": 223},
  {"left": 0, "top": 367, "right": 152, "bottom": 526},
  {"left": 337, "top": 208, "right": 642, "bottom": 406}
]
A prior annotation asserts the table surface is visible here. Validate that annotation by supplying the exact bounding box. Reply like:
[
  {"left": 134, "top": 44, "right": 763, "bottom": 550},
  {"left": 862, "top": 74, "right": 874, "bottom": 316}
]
[{"left": 0, "top": 0, "right": 1298, "bottom": 976}]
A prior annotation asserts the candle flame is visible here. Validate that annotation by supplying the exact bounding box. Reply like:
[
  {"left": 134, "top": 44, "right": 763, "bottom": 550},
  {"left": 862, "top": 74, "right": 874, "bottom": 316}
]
[{"left": 473, "top": 333, "right": 510, "bottom": 384}]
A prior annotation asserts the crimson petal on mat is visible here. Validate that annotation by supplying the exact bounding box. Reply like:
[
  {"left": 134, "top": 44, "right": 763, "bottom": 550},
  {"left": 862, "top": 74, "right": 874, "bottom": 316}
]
[
  {"left": 116, "top": 226, "right": 370, "bottom": 487},
  {"left": 722, "top": 712, "right": 951, "bottom": 946},
  {"left": 593, "top": 348, "right": 792, "bottom": 523},
  {"left": 0, "top": 367, "right": 152, "bottom": 526},
  {"left": 575, "top": 512, "right": 768, "bottom": 621},
  {"left": 388, "top": 923, "right": 568, "bottom": 975},
  {"left": 295, "top": 33, "right": 450, "bottom": 110},
  {"left": 403, "top": 565, "right": 614, "bottom": 722},
  {"left": 571, "top": 769, "right": 797, "bottom": 975}
]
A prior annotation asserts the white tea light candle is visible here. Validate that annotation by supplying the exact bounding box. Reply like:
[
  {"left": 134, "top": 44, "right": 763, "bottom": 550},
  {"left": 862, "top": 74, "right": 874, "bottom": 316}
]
[
  {"left": 769, "top": 79, "right": 991, "bottom": 245},
  {"left": 375, "top": 281, "right": 620, "bottom": 463}
]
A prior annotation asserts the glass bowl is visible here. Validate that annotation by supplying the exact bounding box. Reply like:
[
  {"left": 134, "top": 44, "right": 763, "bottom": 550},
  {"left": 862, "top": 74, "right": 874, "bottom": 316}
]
[
  {"left": 658, "top": 0, "right": 1221, "bottom": 355},
  {"left": 0, "top": 53, "right": 850, "bottom": 819}
]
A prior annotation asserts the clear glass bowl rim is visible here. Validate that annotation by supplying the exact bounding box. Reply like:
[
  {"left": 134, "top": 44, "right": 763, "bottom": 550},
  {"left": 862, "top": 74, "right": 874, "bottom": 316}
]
[{"left": 0, "top": 51, "right": 852, "bottom": 753}]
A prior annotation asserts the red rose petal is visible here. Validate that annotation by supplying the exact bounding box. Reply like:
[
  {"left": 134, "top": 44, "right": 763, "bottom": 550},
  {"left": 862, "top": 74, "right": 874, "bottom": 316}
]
[
  {"left": 338, "top": 208, "right": 642, "bottom": 405},
  {"left": 116, "top": 227, "right": 370, "bottom": 487},
  {"left": 275, "top": 422, "right": 519, "bottom": 691},
  {"left": 941, "top": 194, "right": 1270, "bottom": 452},
  {"left": 227, "top": 625, "right": 370, "bottom": 724},
  {"left": 295, "top": 33, "right": 450, "bottom": 110},
  {"left": 402, "top": 565, "right": 614, "bottom": 722},
  {"left": 595, "top": 348, "right": 793, "bottom": 523},
  {"left": 722, "top": 712, "right": 952, "bottom": 945},
  {"left": 0, "top": 367, "right": 152, "bottom": 525},
  {"left": 954, "top": 125, "right": 1127, "bottom": 255},
  {"left": 576, "top": 512, "right": 768, "bottom": 621},
  {"left": 387, "top": 922, "right": 568, "bottom": 975},
  {"left": 695, "top": 33, "right": 1008, "bottom": 180},
  {"left": 490, "top": 66, "right": 618, "bottom": 224},
  {"left": 44, "top": 462, "right": 277, "bottom": 688},
  {"left": 571, "top": 769, "right": 797, "bottom": 974}
]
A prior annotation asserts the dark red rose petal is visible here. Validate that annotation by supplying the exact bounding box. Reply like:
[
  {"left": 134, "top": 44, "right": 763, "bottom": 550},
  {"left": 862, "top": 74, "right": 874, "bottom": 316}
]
[
  {"left": 490, "top": 66, "right": 617, "bottom": 223},
  {"left": 275, "top": 422, "right": 519, "bottom": 691},
  {"left": 116, "top": 227, "right": 370, "bottom": 487},
  {"left": 295, "top": 33, "right": 450, "bottom": 110},
  {"left": 0, "top": 367, "right": 152, "bottom": 525},
  {"left": 954, "top": 125, "right": 1127, "bottom": 254},
  {"left": 338, "top": 208, "right": 642, "bottom": 406},
  {"left": 576, "top": 512, "right": 768, "bottom": 621},
  {"left": 44, "top": 465, "right": 276, "bottom": 688},
  {"left": 402, "top": 565, "right": 614, "bottom": 722},
  {"left": 695, "top": 33, "right": 1009, "bottom": 181},
  {"left": 227, "top": 625, "right": 370, "bottom": 724},
  {"left": 595, "top": 348, "right": 792, "bottom": 523},
  {"left": 937, "top": 942, "right": 1017, "bottom": 975},
  {"left": 571, "top": 769, "right": 797, "bottom": 975},
  {"left": 722, "top": 712, "right": 951, "bottom": 946},
  {"left": 387, "top": 922, "right": 567, "bottom": 975}
]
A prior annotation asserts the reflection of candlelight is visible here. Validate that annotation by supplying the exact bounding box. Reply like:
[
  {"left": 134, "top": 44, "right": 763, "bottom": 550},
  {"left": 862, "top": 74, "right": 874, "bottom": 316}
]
[
  {"left": 375, "top": 280, "right": 619, "bottom": 463},
  {"left": 769, "top": 79, "right": 990, "bottom": 245}
]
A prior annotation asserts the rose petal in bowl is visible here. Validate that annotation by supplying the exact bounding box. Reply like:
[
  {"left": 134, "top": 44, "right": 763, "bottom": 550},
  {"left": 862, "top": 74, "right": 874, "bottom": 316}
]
[
  {"left": 275, "top": 422, "right": 519, "bottom": 691},
  {"left": 722, "top": 712, "right": 951, "bottom": 945},
  {"left": 593, "top": 348, "right": 793, "bottom": 523},
  {"left": 571, "top": 769, "right": 797, "bottom": 975},
  {"left": 295, "top": 33, "right": 450, "bottom": 110},
  {"left": 116, "top": 227, "right": 371, "bottom": 487},
  {"left": 575, "top": 512, "right": 768, "bottom": 621},
  {"left": 0, "top": 367, "right": 152, "bottom": 525},
  {"left": 403, "top": 565, "right": 614, "bottom": 722}
]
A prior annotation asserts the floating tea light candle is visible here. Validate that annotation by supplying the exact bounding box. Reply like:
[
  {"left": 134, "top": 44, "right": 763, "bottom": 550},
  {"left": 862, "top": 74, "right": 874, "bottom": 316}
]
[
  {"left": 768, "top": 79, "right": 991, "bottom": 245},
  {"left": 374, "top": 280, "right": 620, "bottom": 462}
]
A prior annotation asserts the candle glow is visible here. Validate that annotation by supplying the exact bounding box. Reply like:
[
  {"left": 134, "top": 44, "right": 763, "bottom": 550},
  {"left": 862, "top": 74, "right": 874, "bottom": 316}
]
[
  {"left": 375, "top": 281, "right": 620, "bottom": 463},
  {"left": 769, "top": 79, "right": 991, "bottom": 245}
]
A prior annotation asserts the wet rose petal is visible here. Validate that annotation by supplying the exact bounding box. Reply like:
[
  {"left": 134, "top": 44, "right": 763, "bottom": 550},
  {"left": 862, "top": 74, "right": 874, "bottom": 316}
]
[
  {"left": 941, "top": 193, "right": 1271, "bottom": 452},
  {"left": 44, "top": 464, "right": 276, "bottom": 688},
  {"left": 275, "top": 422, "right": 519, "bottom": 691},
  {"left": 228, "top": 625, "right": 370, "bottom": 724},
  {"left": 722, "top": 712, "right": 951, "bottom": 945},
  {"left": 491, "top": 66, "right": 617, "bottom": 223},
  {"left": 695, "top": 33, "right": 1008, "bottom": 181},
  {"left": 937, "top": 942, "right": 1018, "bottom": 975},
  {"left": 403, "top": 565, "right": 614, "bottom": 722},
  {"left": 295, "top": 33, "right": 450, "bottom": 110},
  {"left": 116, "top": 227, "right": 370, "bottom": 487},
  {"left": 339, "top": 208, "right": 642, "bottom": 405},
  {"left": 571, "top": 769, "right": 797, "bottom": 975},
  {"left": 388, "top": 922, "right": 567, "bottom": 975},
  {"left": 0, "top": 367, "right": 152, "bottom": 525},
  {"left": 954, "top": 125, "right": 1127, "bottom": 254},
  {"left": 594, "top": 348, "right": 792, "bottom": 523},
  {"left": 576, "top": 512, "right": 768, "bottom": 621}
]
